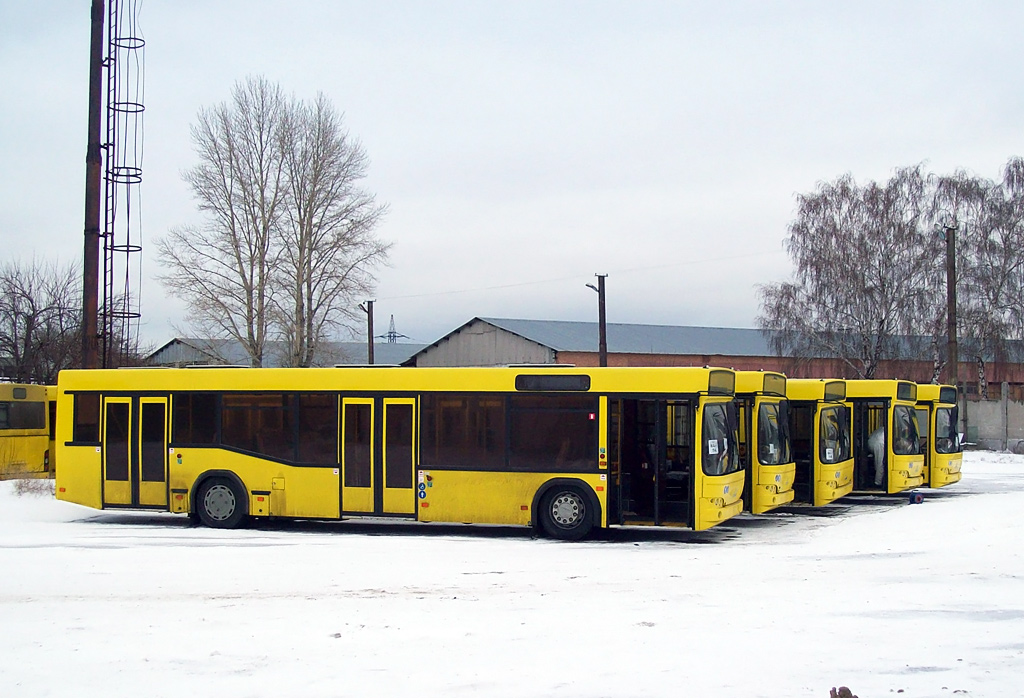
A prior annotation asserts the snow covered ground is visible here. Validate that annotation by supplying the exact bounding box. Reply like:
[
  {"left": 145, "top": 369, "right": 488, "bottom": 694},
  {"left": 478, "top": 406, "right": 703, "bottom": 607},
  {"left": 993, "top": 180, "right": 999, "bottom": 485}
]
[{"left": 2, "top": 452, "right": 1022, "bottom": 698}]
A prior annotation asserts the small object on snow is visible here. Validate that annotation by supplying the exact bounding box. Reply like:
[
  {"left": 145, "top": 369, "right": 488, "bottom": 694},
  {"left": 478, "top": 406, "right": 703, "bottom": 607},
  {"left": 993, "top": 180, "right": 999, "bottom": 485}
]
[
  {"left": 830, "top": 687, "right": 858, "bottom": 698},
  {"left": 909, "top": 492, "right": 924, "bottom": 504}
]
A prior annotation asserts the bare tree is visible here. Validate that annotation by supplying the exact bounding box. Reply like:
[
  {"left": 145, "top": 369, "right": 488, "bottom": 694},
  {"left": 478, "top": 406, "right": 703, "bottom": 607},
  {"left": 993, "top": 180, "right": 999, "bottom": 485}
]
[
  {"left": 0, "top": 259, "right": 81, "bottom": 383},
  {"left": 158, "top": 77, "right": 287, "bottom": 367},
  {"left": 998, "top": 157, "right": 1024, "bottom": 342},
  {"left": 937, "top": 160, "right": 1024, "bottom": 395},
  {"left": 758, "top": 167, "right": 935, "bottom": 378},
  {"left": 158, "top": 78, "right": 389, "bottom": 367},
  {"left": 275, "top": 94, "right": 390, "bottom": 367}
]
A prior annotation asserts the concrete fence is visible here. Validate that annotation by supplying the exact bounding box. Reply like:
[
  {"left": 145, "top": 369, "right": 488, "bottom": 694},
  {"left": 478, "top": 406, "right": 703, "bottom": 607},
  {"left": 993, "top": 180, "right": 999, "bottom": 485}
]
[{"left": 963, "top": 382, "right": 1024, "bottom": 452}]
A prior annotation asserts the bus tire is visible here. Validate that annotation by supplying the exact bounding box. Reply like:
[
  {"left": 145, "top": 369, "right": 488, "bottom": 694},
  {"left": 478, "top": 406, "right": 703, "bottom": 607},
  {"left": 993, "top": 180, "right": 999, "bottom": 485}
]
[
  {"left": 196, "top": 477, "right": 247, "bottom": 529},
  {"left": 539, "top": 484, "right": 593, "bottom": 541}
]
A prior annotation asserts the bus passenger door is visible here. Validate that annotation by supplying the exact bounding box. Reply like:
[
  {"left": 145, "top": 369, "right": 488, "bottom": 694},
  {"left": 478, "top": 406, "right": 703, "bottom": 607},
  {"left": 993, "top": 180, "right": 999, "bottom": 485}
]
[
  {"left": 102, "top": 398, "right": 132, "bottom": 506},
  {"left": 102, "top": 396, "right": 169, "bottom": 508},
  {"left": 851, "top": 400, "right": 887, "bottom": 491},
  {"left": 916, "top": 406, "right": 931, "bottom": 486},
  {"left": 382, "top": 398, "right": 416, "bottom": 515},
  {"left": 137, "top": 398, "right": 169, "bottom": 507},
  {"left": 341, "top": 398, "right": 375, "bottom": 514}
]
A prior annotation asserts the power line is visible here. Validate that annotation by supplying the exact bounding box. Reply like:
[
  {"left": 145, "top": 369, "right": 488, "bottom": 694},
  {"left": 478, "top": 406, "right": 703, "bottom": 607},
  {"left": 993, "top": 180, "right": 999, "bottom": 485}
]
[{"left": 376, "top": 248, "right": 785, "bottom": 302}]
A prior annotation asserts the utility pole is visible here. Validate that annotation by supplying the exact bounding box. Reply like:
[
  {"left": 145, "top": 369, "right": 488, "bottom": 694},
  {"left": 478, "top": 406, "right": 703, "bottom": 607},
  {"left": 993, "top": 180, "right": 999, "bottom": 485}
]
[
  {"left": 944, "top": 222, "right": 958, "bottom": 387},
  {"left": 360, "top": 300, "right": 375, "bottom": 364},
  {"left": 586, "top": 274, "right": 608, "bottom": 367},
  {"left": 82, "top": 0, "right": 104, "bottom": 369}
]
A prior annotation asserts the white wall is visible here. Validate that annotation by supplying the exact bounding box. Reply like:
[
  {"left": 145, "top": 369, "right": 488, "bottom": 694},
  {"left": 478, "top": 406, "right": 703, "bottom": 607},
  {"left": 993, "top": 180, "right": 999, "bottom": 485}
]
[{"left": 963, "top": 382, "right": 1024, "bottom": 452}]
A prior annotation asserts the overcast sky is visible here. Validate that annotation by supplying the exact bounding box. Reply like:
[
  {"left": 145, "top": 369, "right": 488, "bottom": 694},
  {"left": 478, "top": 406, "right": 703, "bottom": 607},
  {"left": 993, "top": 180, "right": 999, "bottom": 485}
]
[{"left": 2, "top": 1, "right": 1023, "bottom": 348}]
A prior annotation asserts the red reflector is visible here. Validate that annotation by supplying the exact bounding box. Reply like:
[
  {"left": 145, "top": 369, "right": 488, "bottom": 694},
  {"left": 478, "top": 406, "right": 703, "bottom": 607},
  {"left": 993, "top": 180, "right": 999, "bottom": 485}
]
[
  {"left": 257, "top": 496, "right": 265, "bottom": 502},
  {"left": 58, "top": 487, "right": 66, "bottom": 493},
  {"left": 521, "top": 505, "right": 528, "bottom": 510},
  {"left": 175, "top": 494, "right": 183, "bottom": 500},
  {"left": 596, "top": 486, "right": 604, "bottom": 492},
  {"left": 421, "top": 502, "right": 429, "bottom": 508}
]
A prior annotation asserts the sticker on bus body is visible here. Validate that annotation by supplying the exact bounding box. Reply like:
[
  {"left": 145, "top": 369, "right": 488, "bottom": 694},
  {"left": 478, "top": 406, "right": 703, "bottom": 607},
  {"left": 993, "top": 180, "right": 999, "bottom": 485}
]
[
  {"left": 707, "top": 440, "right": 719, "bottom": 455},
  {"left": 825, "top": 448, "right": 834, "bottom": 461}
]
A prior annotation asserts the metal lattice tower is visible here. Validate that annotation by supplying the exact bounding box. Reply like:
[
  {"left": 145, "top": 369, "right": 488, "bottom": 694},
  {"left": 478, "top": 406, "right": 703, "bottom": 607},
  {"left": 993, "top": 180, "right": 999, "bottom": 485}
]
[
  {"left": 100, "top": 0, "right": 145, "bottom": 367},
  {"left": 379, "top": 315, "right": 409, "bottom": 344}
]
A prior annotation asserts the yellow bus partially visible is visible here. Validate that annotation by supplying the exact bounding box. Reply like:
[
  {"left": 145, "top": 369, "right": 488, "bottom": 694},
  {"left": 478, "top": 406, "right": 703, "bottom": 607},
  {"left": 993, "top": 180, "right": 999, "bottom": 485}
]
[
  {"left": 56, "top": 365, "right": 745, "bottom": 538},
  {"left": 916, "top": 384, "right": 963, "bottom": 489},
  {"left": 786, "top": 379, "right": 854, "bottom": 506},
  {"left": 846, "top": 380, "right": 925, "bottom": 494},
  {"left": 0, "top": 383, "right": 53, "bottom": 479},
  {"left": 733, "top": 371, "right": 795, "bottom": 514}
]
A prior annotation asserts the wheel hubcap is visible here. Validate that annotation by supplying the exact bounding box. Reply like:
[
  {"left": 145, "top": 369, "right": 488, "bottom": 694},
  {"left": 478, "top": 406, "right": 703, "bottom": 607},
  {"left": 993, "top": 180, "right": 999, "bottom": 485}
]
[
  {"left": 204, "top": 484, "right": 237, "bottom": 521},
  {"left": 550, "top": 492, "right": 584, "bottom": 528}
]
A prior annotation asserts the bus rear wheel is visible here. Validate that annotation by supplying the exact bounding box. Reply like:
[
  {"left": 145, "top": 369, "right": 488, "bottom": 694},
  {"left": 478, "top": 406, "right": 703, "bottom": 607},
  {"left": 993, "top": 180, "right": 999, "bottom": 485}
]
[
  {"left": 540, "top": 486, "right": 593, "bottom": 541},
  {"left": 196, "top": 477, "right": 247, "bottom": 529}
]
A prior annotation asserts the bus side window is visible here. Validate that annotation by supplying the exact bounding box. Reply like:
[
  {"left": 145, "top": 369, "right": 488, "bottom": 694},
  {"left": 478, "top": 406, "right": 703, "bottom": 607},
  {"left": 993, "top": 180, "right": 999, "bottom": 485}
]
[{"left": 73, "top": 393, "right": 101, "bottom": 443}]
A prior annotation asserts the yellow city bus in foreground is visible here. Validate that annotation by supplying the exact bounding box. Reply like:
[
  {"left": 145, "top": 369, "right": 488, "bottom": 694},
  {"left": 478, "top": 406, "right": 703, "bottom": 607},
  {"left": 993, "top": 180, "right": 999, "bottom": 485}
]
[
  {"left": 916, "top": 384, "right": 963, "bottom": 489},
  {"left": 55, "top": 365, "right": 745, "bottom": 538},
  {"left": 733, "top": 371, "right": 795, "bottom": 514},
  {"left": 1, "top": 383, "right": 54, "bottom": 479},
  {"left": 786, "top": 379, "right": 854, "bottom": 506},
  {"left": 846, "top": 380, "right": 924, "bottom": 494}
]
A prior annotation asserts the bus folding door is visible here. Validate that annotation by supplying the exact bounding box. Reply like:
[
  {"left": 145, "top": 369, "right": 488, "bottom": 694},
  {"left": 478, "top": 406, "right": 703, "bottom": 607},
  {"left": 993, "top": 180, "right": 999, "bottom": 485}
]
[
  {"left": 102, "top": 396, "right": 169, "bottom": 508},
  {"left": 382, "top": 398, "right": 415, "bottom": 515},
  {"left": 342, "top": 397, "right": 417, "bottom": 516}
]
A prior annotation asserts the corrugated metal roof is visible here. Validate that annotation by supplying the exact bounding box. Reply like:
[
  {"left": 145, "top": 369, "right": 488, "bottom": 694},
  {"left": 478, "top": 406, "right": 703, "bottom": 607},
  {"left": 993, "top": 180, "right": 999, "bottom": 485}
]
[
  {"left": 478, "top": 318, "right": 772, "bottom": 356},
  {"left": 148, "top": 339, "right": 425, "bottom": 367}
]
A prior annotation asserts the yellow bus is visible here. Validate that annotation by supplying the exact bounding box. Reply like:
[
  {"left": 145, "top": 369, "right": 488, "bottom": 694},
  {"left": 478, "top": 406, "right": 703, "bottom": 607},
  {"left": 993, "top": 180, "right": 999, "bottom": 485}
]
[
  {"left": 55, "top": 365, "right": 745, "bottom": 538},
  {"left": 733, "top": 371, "right": 795, "bottom": 514},
  {"left": 846, "top": 380, "right": 924, "bottom": 494},
  {"left": 45, "top": 385, "right": 58, "bottom": 474},
  {"left": 916, "top": 384, "right": 963, "bottom": 489},
  {"left": 0, "top": 383, "right": 54, "bottom": 479},
  {"left": 786, "top": 379, "right": 854, "bottom": 506}
]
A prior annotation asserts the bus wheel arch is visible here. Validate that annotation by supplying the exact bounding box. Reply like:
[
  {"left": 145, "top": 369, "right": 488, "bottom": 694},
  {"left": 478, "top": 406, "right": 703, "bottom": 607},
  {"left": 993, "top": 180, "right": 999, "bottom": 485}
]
[
  {"left": 192, "top": 471, "right": 249, "bottom": 529},
  {"left": 534, "top": 479, "right": 600, "bottom": 541}
]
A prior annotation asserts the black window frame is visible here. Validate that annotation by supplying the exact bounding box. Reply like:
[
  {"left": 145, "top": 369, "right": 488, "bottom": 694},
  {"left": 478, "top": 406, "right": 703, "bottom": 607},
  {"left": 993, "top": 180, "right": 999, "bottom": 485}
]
[
  {"left": 171, "top": 391, "right": 340, "bottom": 466},
  {"left": 507, "top": 393, "right": 599, "bottom": 473},
  {"left": 70, "top": 392, "right": 101, "bottom": 444}
]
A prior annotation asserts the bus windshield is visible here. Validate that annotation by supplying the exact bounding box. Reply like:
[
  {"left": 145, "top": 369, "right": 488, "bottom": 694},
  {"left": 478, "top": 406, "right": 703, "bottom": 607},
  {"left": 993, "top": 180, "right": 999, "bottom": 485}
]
[
  {"left": 702, "top": 402, "right": 741, "bottom": 475},
  {"left": 819, "top": 405, "right": 850, "bottom": 464},
  {"left": 757, "top": 401, "right": 791, "bottom": 465},
  {"left": 892, "top": 405, "right": 921, "bottom": 455},
  {"left": 934, "top": 406, "right": 961, "bottom": 454}
]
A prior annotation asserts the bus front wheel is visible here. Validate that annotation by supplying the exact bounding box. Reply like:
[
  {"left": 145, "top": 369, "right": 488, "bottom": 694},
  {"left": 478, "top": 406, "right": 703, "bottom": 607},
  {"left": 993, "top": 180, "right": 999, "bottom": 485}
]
[
  {"left": 196, "top": 477, "right": 247, "bottom": 529},
  {"left": 539, "top": 486, "right": 593, "bottom": 541}
]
